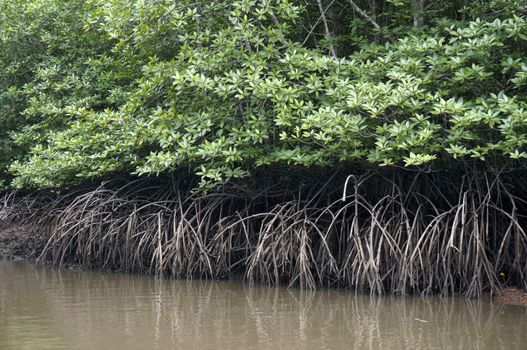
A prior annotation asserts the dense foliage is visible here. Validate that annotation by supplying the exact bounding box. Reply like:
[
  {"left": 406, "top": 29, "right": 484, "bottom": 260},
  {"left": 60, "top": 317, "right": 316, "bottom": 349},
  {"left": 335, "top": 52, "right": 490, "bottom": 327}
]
[{"left": 0, "top": 0, "right": 526, "bottom": 189}]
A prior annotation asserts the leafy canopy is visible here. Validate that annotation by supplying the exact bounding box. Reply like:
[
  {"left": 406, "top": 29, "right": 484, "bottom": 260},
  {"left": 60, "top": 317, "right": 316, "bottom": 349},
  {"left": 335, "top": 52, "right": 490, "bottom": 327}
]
[{"left": 0, "top": 0, "right": 526, "bottom": 189}]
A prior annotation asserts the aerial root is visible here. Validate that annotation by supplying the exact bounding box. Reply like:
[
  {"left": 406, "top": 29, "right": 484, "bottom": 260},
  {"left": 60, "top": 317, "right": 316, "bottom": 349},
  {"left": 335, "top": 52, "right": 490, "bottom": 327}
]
[{"left": 1, "top": 173, "right": 526, "bottom": 297}]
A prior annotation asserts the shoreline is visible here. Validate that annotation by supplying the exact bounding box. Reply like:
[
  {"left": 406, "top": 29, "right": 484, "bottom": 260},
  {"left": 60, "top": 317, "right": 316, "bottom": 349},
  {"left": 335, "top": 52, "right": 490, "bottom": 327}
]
[
  {"left": 2, "top": 223, "right": 526, "bottom": 306},
  {"left": 0, "top": 224, "right": 42, "bottom": 262}
]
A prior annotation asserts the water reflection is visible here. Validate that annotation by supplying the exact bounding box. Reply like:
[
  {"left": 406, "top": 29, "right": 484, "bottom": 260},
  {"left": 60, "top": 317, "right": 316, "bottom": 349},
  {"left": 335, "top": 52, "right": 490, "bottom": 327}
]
[{"left": 0, "top": 261, "right": 525, "bottom": 350}]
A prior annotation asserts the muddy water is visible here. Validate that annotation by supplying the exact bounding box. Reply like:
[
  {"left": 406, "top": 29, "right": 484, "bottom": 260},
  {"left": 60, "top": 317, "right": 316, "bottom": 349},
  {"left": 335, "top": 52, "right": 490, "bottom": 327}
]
[{"left": 0, "top": 261, "right": 526, "bottom": 350}]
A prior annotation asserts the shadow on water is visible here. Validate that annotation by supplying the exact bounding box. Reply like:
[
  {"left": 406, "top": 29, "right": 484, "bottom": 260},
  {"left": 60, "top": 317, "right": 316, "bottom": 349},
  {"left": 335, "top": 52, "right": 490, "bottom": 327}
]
[{"left": 0, "top": 261, "right": 526, "bottom": 350}]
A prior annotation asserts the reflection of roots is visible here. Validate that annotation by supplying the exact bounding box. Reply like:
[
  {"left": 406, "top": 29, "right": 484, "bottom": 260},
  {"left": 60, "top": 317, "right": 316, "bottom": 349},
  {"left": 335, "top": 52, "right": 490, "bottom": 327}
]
[{"left": 2, "top": 171, "right": 527, "bottom": 297}]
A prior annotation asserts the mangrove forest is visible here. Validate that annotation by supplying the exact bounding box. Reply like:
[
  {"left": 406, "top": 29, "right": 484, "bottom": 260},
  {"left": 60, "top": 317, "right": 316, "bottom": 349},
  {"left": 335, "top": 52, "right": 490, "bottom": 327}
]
[{"left": 1, "top": 0, "right": 527, "bottom": 298}]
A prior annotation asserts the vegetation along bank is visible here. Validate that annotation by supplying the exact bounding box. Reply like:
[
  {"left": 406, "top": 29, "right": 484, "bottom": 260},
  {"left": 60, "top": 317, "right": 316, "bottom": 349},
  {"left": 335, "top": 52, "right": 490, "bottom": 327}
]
[{"left": 0, "top": 0, "right": 527, "bottom": 298}]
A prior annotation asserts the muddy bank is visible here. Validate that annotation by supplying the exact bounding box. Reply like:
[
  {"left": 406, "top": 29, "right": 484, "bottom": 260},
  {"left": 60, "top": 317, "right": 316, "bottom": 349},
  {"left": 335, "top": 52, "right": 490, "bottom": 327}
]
[
  {"left": 0, "top": 224, "right": 43, "bottom": 261},
  {"left": 492, "top": 288, "right": 527, "bottom": 306}
]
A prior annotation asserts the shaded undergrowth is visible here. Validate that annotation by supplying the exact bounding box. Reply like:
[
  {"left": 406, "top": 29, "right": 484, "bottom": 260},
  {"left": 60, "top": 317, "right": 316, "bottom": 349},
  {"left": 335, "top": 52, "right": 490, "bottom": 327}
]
[{"left": 1, "top": 170, "right": 527, "bottom": 297}]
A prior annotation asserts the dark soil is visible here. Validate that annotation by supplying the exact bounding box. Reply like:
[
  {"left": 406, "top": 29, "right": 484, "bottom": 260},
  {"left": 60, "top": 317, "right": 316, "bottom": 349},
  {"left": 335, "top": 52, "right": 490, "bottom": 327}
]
[
  {"left": 493, "top": 288, "right": 527, "bottom": 306},
  {"left": 0, "top": 224, "right": 43, "bottom": 261}
]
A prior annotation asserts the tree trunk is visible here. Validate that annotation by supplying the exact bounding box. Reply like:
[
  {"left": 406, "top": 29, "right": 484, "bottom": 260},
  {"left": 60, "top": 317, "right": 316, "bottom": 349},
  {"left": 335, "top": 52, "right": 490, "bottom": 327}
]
[{"left": 413, "top": 0, "right": 425, "bottom": 27}]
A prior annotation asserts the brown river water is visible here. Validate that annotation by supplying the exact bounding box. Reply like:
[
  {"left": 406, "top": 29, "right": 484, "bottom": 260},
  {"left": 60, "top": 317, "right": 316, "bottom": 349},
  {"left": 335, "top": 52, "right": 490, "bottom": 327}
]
[{"left": 0, "top": 261, "right": 526, "bottom": 350}]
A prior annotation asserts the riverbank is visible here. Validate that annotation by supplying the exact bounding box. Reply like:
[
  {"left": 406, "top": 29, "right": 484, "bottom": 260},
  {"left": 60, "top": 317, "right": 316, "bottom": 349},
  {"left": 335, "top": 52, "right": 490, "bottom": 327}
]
[
  {"left": 2, "top": 220, "right": 527, "bottom": 306},
  {"left": 1, "top": 173, "right": 527, "bottom": 300},
  {"left": 0, "top": 224, "right": 40, "bottom": 261}
]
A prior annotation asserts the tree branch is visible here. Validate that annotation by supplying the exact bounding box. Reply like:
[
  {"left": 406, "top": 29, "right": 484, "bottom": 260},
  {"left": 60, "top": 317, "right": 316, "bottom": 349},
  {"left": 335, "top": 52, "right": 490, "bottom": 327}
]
[
  {"left": 301, "top": 0, "right": 337, "bottom": 47},
  {"left": 346, "top": 0, "right": 380, "bottom": 30},
  {"left": 316, "top": 0, "right": 337, "bottom": 57}
]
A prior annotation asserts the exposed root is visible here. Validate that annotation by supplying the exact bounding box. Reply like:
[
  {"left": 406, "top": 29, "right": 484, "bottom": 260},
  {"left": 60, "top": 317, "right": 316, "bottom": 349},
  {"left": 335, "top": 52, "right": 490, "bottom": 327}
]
[{"left": 1, "top": 172, "right": 526, "bottom": 297}]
